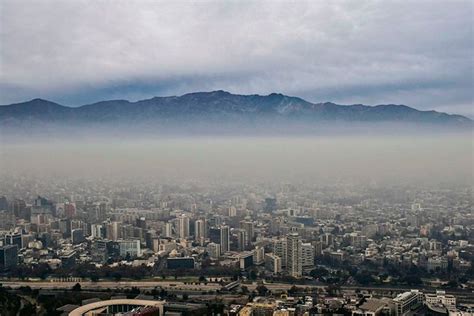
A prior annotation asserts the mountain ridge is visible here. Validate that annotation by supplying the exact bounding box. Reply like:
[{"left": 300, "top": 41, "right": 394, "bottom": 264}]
[{"left": 0, "top": 91, "right": 471, "bottom": 131}]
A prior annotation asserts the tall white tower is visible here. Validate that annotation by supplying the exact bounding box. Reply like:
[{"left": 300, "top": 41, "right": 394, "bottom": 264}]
[
  {"left": 287, "top": 233, "right": 302, "bottom": 278},
  {"left": 178, "top": 215, "right": 190, "bottom": 239}
]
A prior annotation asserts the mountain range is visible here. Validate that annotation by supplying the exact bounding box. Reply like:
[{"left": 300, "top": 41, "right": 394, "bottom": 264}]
[{"left": 0, "top": 91, "right": 471, "bottom": 135}]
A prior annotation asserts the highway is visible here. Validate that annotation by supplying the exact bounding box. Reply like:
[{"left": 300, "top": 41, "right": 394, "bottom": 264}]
[
  {"left": 0, "top": 280, "right": 221, "bottom": 291},
  {"left": 2, "top": 280, "right": 472, "bottom": 295}
]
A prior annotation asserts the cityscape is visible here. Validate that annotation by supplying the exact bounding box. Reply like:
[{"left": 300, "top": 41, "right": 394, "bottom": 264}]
[
  {"left": 1, "top": 0, "right": 473, "bottom": 315},
  {"left": 0, "top": 175, "right": 472, "bottom": 315}
]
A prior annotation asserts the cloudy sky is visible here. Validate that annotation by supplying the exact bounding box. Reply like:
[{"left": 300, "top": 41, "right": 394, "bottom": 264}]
[{"left": 0, "top": 0, "right": 472, "bottom": 116}]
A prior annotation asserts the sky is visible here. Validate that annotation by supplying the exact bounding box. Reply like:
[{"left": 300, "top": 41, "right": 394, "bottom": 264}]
[{"left": 0, "top": 0, "right": 473, "bottom": 117}]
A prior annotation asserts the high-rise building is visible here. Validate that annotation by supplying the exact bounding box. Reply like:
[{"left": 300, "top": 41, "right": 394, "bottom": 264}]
[
  {"left": 91, "top": 224, "right": 104, "bottom": 239},
  {"left": 287, "top": 233, "right": 302, "bottom": 278},
  {"left": 194, "top": 219, "right": 206, "bottom": 241},
  {"left": 0, "top": 196, "right": 8, "bottom": 211},
  {"left": 136, "top": 217, "right": 147, "bottom": 229},
  {"left": 0, "top": 245, "right": 18, "bottom": 271},
  {"left": 97, "top": 202, "right": 107, "bottom": 222},
  {"left": 11, "top": 199, "right": 28, "bottom": 220},
  {"left": 312, "top": 240, "right": 323, "bottom": 257},
  {"left": 253, "top": 246, "right": 265, "bottom": 265},
  {"left": 91, "top": 239, "right": 112, "bottom": 263},
  {"left": 220, "top": 225, "right": 230, "bottom": 253},
  {"left": 320, "top": 233, "right": 334, "bottom": 248},
  {"left": 164, "top": 222, "right": 173, "bottom": 238},
  {"left": 64, "top": 203, "right": 76, "bottom": 218},
  {"left": 5, "top": 232, "right": 22, "bottom": 250},
  {"left": 206, "top": 242, "right": 221, "bottom": 259},
  {"left": 265, "top": 253, "right": 282, "bottom": 274},
  {"left": 239, "top": 252, "right": 254, "bottom": 270},
  {"left": 240, "top": 220, "right": 254, "bottom": 246},
  {"left": 32, "top": 196, "right": 55, "bottom": 217},
  {"left": 273, "top": 238, "right": 287, "bottom": 267},
  {"left": 237, "top": 229, "right": 248, "bottom": 251},
  {"left": 209, "top": 227, "right": 221, "bottom": 244},
  {"left": 301, "top": 242, "right": 315, "bottom": 269},
  {"left": 228, "top": 206, "right": 237, "bottom": 217},
  {"left": 178, "top": 215, "right": 190, "bottom": 239},
  {"left": 117, "top": 239, "right": 141, "bottom": 258},
  {"left": 264, "top": 198, "right": 277, "bottom": 212},
  {"left": 106, "top": 221, "right": 121, "bottom": 241},
  {"left": 71, "top": 229, "right": 84, "bottom": 244}
]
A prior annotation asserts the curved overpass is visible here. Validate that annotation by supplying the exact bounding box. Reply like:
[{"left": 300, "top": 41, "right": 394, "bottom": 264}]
[{"left": 69, "top": 299, "right": 165, "bottom": 316}]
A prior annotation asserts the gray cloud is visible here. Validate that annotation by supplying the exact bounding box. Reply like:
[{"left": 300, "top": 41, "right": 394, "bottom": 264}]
[{"left": 0, "top": 0, "right": 472, "bottom": 116}]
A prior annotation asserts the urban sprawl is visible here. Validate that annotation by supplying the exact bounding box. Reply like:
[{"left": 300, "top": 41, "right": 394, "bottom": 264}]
[{"left": 0, "top": 177, "right": 472, "bottom": 315}]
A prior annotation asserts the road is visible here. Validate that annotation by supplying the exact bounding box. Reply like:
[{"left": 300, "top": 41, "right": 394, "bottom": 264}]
[
  {"left": 1, "top": 280, "right": 221, "bottom": 291},
  {"left": 2, "top": 280, "right": 472, "bottom": 295},
  {"left": 2, "top": 280, "right": 473, "bottom": 303}
]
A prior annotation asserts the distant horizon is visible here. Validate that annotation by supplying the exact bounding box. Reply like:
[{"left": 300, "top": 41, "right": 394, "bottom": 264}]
[{"left": 2, "top": 90, "right": 472, "bottom": 119}]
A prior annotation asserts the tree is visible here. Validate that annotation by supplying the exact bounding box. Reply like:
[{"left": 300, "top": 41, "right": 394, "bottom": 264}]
[
  {"left": 288, "top": 285, "right": 299, "bottom": 295},
  {"left": 327, "top": 284, "right": 340, "bottom": 296},
  {"left": 310, "top": 267, "right": 329, "bottom": 279},
  {"left": 72, "top": 283, "right": 81, "bottom": 291},
  {"left": 354, "top": 271, "right": 373, "bottom": 285},
  {"left": 128, "top": 287, "right": 140, "bottom": 297},
  {"left": 112, "top": 272, "right": 122, "bottom": 281},
  {"left": 249, "top": 270, "right": 258, "bottom": 280},
  {"left": 256, "top": 285, "right": 269, "bottom": 296},
  {"left": 403, "top": 274, "right": 422, "bottom": 286},
  {"left": 19, "top": 303, "right": 36, "bottom": 316}
]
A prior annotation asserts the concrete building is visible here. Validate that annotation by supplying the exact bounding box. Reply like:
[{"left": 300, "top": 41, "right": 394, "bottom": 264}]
[
  {"left": 393, "top": 290, "right": 424, "bottom": 316},
  {"left": 0, "top": 245, "right": 18, "bottom": 271},
  {"left": 106, "top": 221, "right": 121, "bottom": 241},
  {"left": 287, "top": 233, "right": 302, "bottom": 278},
  {"left": 273, "top": 238, "right": 287, "bottom": 268},
  {"left": 237, "top": 229, "right": 248, "bottom": 251},
  {"left": 167, "top": 257, "right": 195, "bottom": 269},
  {"left": 240, "top": 220, "right": 254, "bottom": 246},
  {"left": 194, "top": 219, "right": 206, "bottom": 241},
  {"left": 117, "top": 239, "right": 141, "bottom": 258},
  {"left": 164, "top": 222, "right": 173, "bottom": 238},
  {"left": 220, "top": 225, "right": 230, "bottom": 253},
  {"left": 207, "top": 242, "right": 221, "bottom": 259},
  {"left": 301, "top": 242, "right": 315, "bottom": 269},
  {"left": 425, "top": 290, "right": 456, "bottom": 310},
  {"left": 91, "top": 224, "right": 104, "bottom": 239},
  {"left": 239, "top": 252, "right": 254, "bottom": 270},
  {"left": 264, "top": 253, "right": 282, "bottom": 274},
  {"left": 4, "top": 232, "right": 23, "bottom": 250},
  {"left": 178, "top": 215, "right": 190, "bottom": 239},
  {"left": 253, "top": 245, "right": 265, "bottom": 265},
  {"left": 71, "top": 229, "right": 84, "bottom": 244}
]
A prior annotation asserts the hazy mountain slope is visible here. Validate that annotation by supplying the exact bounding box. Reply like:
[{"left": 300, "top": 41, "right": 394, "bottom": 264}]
[{"left": 0, "top": 91, "right": 471, "bottom": 134}]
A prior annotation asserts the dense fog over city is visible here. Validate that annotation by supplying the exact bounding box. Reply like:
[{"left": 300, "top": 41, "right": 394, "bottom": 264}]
[{"left": 1, "top": 135, "right": 472, "bottom": 186}]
